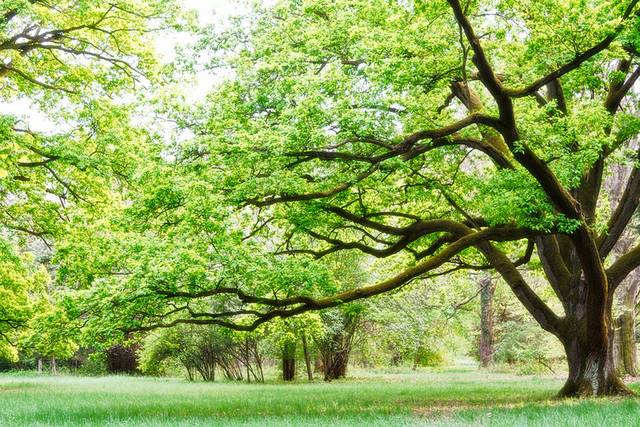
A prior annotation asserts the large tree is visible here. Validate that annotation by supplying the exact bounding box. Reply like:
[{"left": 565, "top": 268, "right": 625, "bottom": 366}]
[{"left": 70, "top": 0, "right": 640, "bottom": 397}]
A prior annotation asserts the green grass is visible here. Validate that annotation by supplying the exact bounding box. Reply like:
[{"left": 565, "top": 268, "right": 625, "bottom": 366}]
[{"left": 0, "top": 370, "right": 638, "bottom": 426}]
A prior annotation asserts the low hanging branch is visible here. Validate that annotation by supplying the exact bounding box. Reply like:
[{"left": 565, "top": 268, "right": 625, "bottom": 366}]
[{"left": 129, "top": 225, "right": 541, "bottom": 332}]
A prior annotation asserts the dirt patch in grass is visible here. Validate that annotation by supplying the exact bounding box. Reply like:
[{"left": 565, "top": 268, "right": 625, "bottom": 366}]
[
  {"left": 412, "top": 400, "right": 528, "bottom": 418},
  {"left": 412, "top": 395, "right": 636, "bottom": 422}
]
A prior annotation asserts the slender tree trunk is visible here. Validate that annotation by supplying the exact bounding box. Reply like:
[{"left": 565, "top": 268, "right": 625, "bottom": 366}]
[
  {"left": 245, "top": 337, "right": 251, "bottom": 383},
  {"left": 301, "top": 332, "right": 313, "bottom": 381},
  {"left": 617, "top": 281, "right": 639, "bottom": 376},
  {"left": 479, "top": 275, "right": 496, "bottom": 368},
  {"left": 51, "top": 357, "right": 57, "bottom": 375},
  {"left": 282, "top": 340, "right": 296, "bottom": 381},
  {"left": 253, "top": 341, "right": 264, "bottom": 382},
  {"left": 37, "top": 357, "right": 42, "bottom": 374}
]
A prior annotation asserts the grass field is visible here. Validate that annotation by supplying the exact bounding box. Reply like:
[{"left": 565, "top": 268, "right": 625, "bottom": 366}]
[{"left": 0, "top": 370, "right": 638, "bottom": 426}]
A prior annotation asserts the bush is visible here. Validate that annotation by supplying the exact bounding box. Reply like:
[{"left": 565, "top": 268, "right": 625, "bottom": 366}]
[
  {"left": 76, "top": 352, "right": 108, "bottom": 376},
  {"left": 414, "top": 347, "right": 445, "bottom": 368},
  {"left": 493, "top": 320, "right": 563, "bottom": 374}
]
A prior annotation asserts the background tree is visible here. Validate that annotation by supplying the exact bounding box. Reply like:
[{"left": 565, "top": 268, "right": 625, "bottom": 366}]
[
  {"left": 478, "top": 274, "right": 496, "bottom": 368},
  {"left": 315, "top": 305, "right": 362, "bottom": 381},
  {"left": 20, "top": 298, "right": 79, "bottom": 374},
  {"left": 606, "top": 158, "right": 640, "bottom": 376}
]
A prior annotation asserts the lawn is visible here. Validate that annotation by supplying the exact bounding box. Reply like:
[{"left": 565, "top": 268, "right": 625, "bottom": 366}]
[{"left": 0, "top": 370, "right": 638, "bottom": 426}]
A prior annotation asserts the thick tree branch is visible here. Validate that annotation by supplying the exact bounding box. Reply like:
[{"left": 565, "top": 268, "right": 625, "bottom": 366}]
[
  {"left": 607, "top": 243, "right": 640, "bottom": 291},
  {"left": 535, "top": 236, "right": 572, "bottom": 304},
  {"left": 133, "top": 227, "right": 539, "bottom": 332}
]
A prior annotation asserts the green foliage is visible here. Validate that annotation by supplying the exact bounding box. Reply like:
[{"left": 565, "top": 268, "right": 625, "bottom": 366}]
[
  {"left": 75, "top": 352, "right": 108, "bottom": 377},
  {"left": 0, "top": 240, "right": 48, "bottom": 362},
  {"left": 19, "top": 298, "right": 79, "bottom": 361},
  {"left": 493, "top": 320, "right": 563, "bottom": 374},
  {"left": 0, "top": 0, "right": 183, "bottom": 360},
  {"left": 360, "top": 274, "right": 475, "bottom": 367},
  {"left": 139, "top": 324, "right": 264, "bottom": 382},
  {"left": 490, "top": 280, "right": 565, "bottom": 375},
  {"left": 138, "top": 325, "right": 229, "bottom": 379},
  {"left": 414, "top": 347, "right": 445, "bottom": 368}
]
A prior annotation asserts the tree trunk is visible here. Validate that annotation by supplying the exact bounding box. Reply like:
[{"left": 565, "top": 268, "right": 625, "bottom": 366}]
[
  {"left": 301, "top": 332, "right": 313, "bottom": 381},
  {"left": 616, "top": 312, "right": 638, "bottom": 376},
  {"left": 479, "top": 275, "right": 496, "bottom": 368},
  {"left": 614, "top": 315, "right": 624, "bottom": 372},
  {"left": 245, "top": 337, "right": 251, "bottom": 383},
  {"left": 51, "top": 357, "right": 57, "bottom": 375},
  {"left": 185, "top": 365, "right": 195, "bottom": 381},
  {"left": 559, "top": 337, "right": 630, "bottom": 397},
  {"left": 253, "top": 340, "right": 265, "bottom": 382},
  {"left": 322, "top": 340, "right": 351, "bottom": 381},
  {"left": 282, "top": 340, "right": 296, "bottom": 381},
  {"left": 322, "top": 347, "right": 350, "bottom": 381},
  {"left": 558, "top": 293, "right": 633, "bottom": 397},
  {"left": 615, "top": 279, "right": 639, "bottom": 376},
  {"left": 521, "top": 230, "right": 636, "bottom": 398},
  {"left": 317, "top": 312, "right": 359, "bottom": 381}
]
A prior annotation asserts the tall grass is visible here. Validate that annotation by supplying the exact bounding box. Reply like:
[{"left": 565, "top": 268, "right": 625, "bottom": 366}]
[{"left": 0, "top": 370, "right": 637, "bottom": 426}]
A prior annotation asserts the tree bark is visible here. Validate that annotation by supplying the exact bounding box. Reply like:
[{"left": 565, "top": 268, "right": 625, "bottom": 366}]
[
  {"left": 37, "top": 357, "right": 42, "bottom": 374},
  {"left": 615, "top": 280, "right": 639, "bottom": 376},
  {"left": 615, "top": 312, "right": 637, "bottom": 376},
  {"left": 559, "top": 335, "right": 630, "bottom": 397},
  {"left": 479, "top": 274, "right": 496, "bottom": 368},
  {"left": 322, "top": 347, "right": 350, "bottom": 381},
  {"left": 558, "top": 285, "right": 633, "bottom": 397},
  {"left": 317, "top": 312, "right": 359, "bottom": 381},
  {"left": 51, "top": 357, "right": 57, "bottom": 375},
  {"left": 282, "top": 340, "right": 296, "bottom": 381},
  {"left": 301, "top": 332, "right": 313, "bottom": 381}
]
